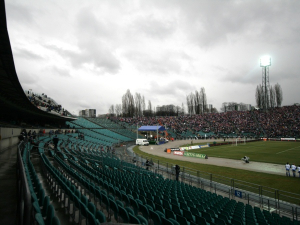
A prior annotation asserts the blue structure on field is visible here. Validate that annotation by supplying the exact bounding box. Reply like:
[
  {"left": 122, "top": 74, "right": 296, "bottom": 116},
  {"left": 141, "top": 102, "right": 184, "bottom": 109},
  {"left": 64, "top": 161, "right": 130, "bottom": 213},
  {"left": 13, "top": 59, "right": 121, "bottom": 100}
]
[{"left": 138, "top": 126, "right": 166, "bottom": 144}]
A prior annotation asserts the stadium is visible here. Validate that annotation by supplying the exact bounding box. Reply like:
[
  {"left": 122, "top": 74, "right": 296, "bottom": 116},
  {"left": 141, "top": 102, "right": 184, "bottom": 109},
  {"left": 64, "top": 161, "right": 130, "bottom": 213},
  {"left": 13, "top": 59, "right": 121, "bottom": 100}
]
[{"left": 1, "top": 1, "right": 300, "bottom": 225}]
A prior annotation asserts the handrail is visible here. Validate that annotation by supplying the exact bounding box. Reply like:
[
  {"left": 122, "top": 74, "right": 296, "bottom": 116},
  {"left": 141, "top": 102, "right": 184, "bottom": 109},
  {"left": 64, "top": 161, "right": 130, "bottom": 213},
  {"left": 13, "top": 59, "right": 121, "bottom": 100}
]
[{"left": 17, "top": 140, "right": 32, "bottom": 225}]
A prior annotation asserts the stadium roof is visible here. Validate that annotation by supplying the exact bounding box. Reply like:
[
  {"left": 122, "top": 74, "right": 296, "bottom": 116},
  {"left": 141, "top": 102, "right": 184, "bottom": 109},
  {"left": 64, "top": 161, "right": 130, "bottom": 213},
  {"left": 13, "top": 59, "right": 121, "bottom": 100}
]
[
  {"left": 138, "top": 126, "right": 166, "bottom": 131},
  {"left": 0, "top": 1, "right": 75, "bottom": 124}
]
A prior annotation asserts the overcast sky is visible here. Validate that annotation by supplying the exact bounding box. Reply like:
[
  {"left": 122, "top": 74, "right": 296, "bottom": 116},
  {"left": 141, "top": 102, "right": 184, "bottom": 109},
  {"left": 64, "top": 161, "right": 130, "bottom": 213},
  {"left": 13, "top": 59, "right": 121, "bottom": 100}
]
[{"left": 5, "top": 0, "right": 300, "bottom": 115}]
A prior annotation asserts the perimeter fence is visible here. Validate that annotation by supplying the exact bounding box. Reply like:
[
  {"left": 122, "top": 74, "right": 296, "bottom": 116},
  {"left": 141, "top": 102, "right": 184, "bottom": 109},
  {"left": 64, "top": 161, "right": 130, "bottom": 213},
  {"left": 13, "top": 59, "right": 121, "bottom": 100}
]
[{"left": 111, "top": 145, "right": 300, "bottom": 221}]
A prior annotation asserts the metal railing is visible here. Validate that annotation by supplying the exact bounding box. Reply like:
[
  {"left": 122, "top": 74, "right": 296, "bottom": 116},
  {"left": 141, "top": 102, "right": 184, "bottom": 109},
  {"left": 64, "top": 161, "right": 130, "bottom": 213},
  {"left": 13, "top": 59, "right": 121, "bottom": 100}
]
[
  {"left": 16, "top": 140, "right": 32, "bottom": 225},
  {"left": 117, "top": 146, "right": 300, "bottom": 221}
]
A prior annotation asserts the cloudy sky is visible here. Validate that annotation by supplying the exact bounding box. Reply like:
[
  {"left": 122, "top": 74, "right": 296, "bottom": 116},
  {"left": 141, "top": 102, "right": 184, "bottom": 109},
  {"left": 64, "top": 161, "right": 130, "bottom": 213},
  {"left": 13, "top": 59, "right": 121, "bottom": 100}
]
[{"left": 5, "top": 0, "right": 300, "bottom": 115}]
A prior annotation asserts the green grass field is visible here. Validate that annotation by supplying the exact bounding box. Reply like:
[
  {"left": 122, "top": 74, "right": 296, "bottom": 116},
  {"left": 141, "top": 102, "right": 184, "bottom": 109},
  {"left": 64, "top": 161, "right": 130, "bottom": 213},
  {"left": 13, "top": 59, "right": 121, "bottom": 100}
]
[{"left": 186, "top": 140, "right": 300, "bottom": 165}]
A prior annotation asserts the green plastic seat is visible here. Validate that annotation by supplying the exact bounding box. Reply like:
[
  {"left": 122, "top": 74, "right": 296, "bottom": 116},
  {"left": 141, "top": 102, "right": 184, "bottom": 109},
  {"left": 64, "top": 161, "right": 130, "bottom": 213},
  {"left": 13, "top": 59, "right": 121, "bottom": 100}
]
[
  {"left": 33, "top": 201, "right": 41, "bottom": 214},
  {"left": 87, "top": 211, "right": 99, "bottom": 225},
  {"left": 138, "top": 202, "right": 150, "bottom": 220},
  {"left": 95, "top": 210, "right": 106, "bottom": 223},
  {"left": 35, "top": 213, "right": 45, "bottom": 225},
  {"left": 149, "top": 209, "right": 162, "bottom": 225},
  {"left": 129, "top": 212, "right": 141, "bottom": 224},
  {"left": 183, "top": 208, "right": 195, "bottom": 223},
  {"left": 176, "top": 214, "right": 189, "bottom": 225},
  {"left": 45, "top": 204, "right": 54, "bottom": 225},
  {"left": 137, "top": 214, "right": 148, "bottom": 225},
  {"left": 109, "top": 198, "right": 119, "bottom": 221},
  {"left": 50, "top": 216, "right": 60, "bottom": 225}
]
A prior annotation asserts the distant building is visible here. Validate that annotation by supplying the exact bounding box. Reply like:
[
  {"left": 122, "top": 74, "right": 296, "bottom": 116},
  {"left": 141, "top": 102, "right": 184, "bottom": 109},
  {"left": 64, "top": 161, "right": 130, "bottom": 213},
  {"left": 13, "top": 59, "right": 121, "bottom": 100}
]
[
  {"left": 156, "top": 105, "right": 176, "bottom": 112},
  {"left": 79, "top": 110, "right": 86, "bottom": 117},
  {"left": 222, "top": 102, "right": 251, "bottom": 112},
  {"left": 79, "top": 109, "right": 96, "bottom": 118},
  {"left": 245, "top": 104, "right": 251, "bottom": 111}
]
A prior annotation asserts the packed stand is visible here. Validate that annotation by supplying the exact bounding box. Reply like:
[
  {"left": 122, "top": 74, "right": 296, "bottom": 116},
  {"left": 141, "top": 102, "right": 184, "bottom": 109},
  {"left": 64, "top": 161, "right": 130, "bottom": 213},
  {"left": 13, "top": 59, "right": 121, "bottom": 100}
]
[
  {"left": 25, "top": 90, "right": 69, "bottom": 116},
  {"left": 255, "top": 105, "right": 300, "bottom": 138},
  {"left": 115, "top": 105, "right": 300, "bottom": 139}
]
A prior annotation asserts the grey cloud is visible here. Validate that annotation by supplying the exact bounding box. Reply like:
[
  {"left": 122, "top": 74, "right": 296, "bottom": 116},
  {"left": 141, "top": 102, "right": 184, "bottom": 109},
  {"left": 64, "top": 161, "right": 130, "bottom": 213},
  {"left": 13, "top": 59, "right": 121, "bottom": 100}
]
[
  {"left": 14, "top": 48, "right": 44, "bottom": 60},
  {"left": 218, "top": 67, "right": 261, "bottom": 85},
  {"left": 17, "top": 71, "right": 39, "bottom": 85},
  {"left": 146, "top": 80, "right": 195, "bottom": 97},
  {"left": 133, "top": 14, "right": 176, "bottom": 39},
  {"left": 174, "top": 1, "right": 300, "bottom": 47},
  {"left": 49, "top": 66, "right": 71, "bottom": 78},
  {"left": 125, "top": 50, "right": 190, "bottom": 75},
  {"left": 40, "top": 6, "right": 121, "bottom": 75},
  {"left": 6, "top": 3, "right": 33, "bottom": 24},
  {"left": 76, "top": 8, "right": 115, "bottom": 38},
  {"left": 44, "top": 42, "right": 120, "bottom": 74},
  {"left": 74, "top": 100, "right": 91, "bottom": 110},
  {"left": 74, "top": 9, "right": 121, "bottom": 73}
]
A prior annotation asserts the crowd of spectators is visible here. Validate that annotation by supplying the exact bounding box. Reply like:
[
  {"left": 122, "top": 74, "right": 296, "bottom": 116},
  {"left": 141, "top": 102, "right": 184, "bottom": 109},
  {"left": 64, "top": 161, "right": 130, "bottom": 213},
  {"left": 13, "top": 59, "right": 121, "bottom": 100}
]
[
  {"left": 115, "top": 105, "right": 300, "bottom": 139},
  {"left": 255, "top": 105, "right": 300, "bottom": 138},
  {"left": 18, "top": 129, "right": 37, "bottom": 142},
  {"left": 26, "top": 91, "right": 69, "bottom": 116}
]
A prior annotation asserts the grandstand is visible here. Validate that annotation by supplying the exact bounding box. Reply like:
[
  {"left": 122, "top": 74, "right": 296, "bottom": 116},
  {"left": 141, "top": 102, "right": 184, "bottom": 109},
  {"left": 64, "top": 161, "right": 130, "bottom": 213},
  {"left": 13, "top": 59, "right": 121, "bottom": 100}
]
[
  {"left": 116, "top": 107, "right": 300, "bottom": 140},
  {"left": 1, "top": 1, "right": 300, "bottom": 225}
]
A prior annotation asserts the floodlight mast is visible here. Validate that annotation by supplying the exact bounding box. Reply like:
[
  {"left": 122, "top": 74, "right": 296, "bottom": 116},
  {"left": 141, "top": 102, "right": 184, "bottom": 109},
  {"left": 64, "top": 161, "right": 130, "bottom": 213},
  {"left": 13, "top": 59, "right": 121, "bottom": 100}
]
[{"left": 260, "top": 56, "right": 271, "bottom": 111}]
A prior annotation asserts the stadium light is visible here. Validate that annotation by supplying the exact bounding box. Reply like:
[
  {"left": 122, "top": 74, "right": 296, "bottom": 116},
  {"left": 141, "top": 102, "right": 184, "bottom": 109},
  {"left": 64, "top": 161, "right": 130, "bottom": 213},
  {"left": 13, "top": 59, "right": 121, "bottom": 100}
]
[
  {"left": 260, "top": 55, "right": 271, "bottom": 67},
  {"left": 259, "top": 55, "right": 271, "bottom": 111}
]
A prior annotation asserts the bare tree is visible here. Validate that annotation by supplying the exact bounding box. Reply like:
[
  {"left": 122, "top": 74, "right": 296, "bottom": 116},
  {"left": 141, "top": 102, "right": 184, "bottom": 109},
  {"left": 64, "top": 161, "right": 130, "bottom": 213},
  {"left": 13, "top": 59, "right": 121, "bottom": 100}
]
[
  {"left": 181, "top": 102, "right": 185, "bottom": 115},
  {"left": 148, "top": 100, "right": 152, "bottom": 116},
  {"left": 194, "top": 90, "right": 201, "bottom": 114},
  {"left": 269, "top": 86, "right": 276, "bottom": 108},
  {"left": 122, "top": 89, "right": 135, "bottom": 117},
  {"left": 175, "top": 106, "right": 181, "bottom": 116},
  {"left": 186, "top": 93, "right": 194, "bottom": 115},
  {"left": 108, "top": 105, "right": 114, "bottom": 115},
  {"left": 155, "top": 104, "right": 177, "bottom": 116},
  {"left": 134, "top": 92, "right": 142, "bottom": 117},
  {"left": 200, "top": 87, "right": 207, "bottom": 113},
  {"left": 186, "top": 95, "right": 191, "bottom": 115},
  {"left": 220, "top": 102, "right": 228, "bottom": 112},
  {"left": 142, "top": 96, "right": 145, "bottom": 115},
  {"left": 115, "top": 104, "right": 122, "bottom": 117},
  {"left": 255, "top": 84, "right": 264, "bottom": 109},
  {"left": 211, "top": 107, "right": 218, "bottom": 113},
  {"left": 275, "top": 83, "right": 283, "bottom": 107}
]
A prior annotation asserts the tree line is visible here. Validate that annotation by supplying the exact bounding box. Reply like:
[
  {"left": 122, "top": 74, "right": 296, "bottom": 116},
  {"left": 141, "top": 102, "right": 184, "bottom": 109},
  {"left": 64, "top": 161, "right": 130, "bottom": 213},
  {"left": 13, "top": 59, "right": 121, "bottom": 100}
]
[
  {"left": 255, "top": 83, "right": 283, "bottom": 109},
  {"left": 108, "top": 89, "right": 184, "bottom": 117},
  {"left": 107, "top": 83, "right": 283, "bottom": 117},
  {"left": 186, "top": 87, "right": 214, "bottom": 114},
  {"left": 109, "top": 88, "right": 213, "bottom": 117}
]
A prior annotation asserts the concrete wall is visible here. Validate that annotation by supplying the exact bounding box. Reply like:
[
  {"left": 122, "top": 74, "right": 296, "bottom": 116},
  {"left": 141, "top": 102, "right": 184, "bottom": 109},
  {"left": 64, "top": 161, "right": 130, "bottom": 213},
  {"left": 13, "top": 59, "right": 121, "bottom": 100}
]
[
  {"left": 0, "top": 128, "right": 47, "bottom": 152},
  {"left": 0, "top": 128, "right": 77, "bottom": 151},
  {"left": 0, "top": 128, "right": 22, "bottom": 151}
]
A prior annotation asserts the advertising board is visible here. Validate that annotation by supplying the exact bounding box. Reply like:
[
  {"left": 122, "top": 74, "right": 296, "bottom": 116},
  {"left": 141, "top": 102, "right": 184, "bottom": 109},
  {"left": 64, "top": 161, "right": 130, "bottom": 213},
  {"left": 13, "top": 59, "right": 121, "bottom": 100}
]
[
  {"left": 183, "top": 152, "right": 206, "bottom": 159},
  {"left": 179, "top": 144, "right": 210, "bottom": 151},
  {"left": 173, "top": 151, "right": 184, "bottom": 156}
]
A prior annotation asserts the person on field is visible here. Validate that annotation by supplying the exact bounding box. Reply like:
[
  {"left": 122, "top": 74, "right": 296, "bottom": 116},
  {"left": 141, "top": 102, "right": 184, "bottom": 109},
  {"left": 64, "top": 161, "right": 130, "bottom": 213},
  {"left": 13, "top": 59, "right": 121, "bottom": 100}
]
[
  {"left": 285, "top": 162, "right": 290, "bottom": 176},
  {"left": 291, "top": 163, "right": 297, "bottom": 177},
  {"left": 298, "top": 165, "right": 300, "bottom": 178},
  {"left": 242, "top": 156, "right": 249, "bottom": 163}
]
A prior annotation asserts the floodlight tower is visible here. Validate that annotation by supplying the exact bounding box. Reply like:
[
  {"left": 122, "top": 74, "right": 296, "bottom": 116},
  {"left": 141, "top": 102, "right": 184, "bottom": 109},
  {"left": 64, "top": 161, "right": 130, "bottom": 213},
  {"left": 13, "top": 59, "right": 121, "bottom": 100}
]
[{"left": 260, "top": 56, "right": 271, "bottom": 111}]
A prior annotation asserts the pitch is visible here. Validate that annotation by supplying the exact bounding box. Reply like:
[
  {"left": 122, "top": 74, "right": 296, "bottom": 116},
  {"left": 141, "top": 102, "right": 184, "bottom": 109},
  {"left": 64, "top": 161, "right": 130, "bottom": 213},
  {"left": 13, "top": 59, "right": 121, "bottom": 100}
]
[{"left": 189, "top": 140, "right": 300, "bottom": 164}]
